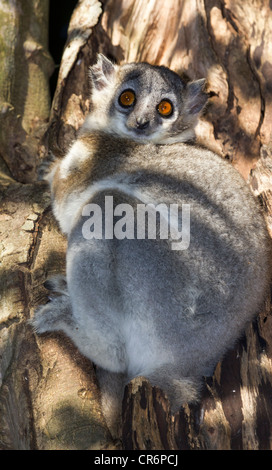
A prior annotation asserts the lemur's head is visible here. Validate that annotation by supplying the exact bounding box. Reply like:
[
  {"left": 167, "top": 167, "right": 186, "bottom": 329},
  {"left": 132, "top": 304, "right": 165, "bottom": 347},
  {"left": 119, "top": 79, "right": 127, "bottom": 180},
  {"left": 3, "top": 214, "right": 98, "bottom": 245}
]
[{"left": 82, "top": 54, "right": 208, "bottom": 143}]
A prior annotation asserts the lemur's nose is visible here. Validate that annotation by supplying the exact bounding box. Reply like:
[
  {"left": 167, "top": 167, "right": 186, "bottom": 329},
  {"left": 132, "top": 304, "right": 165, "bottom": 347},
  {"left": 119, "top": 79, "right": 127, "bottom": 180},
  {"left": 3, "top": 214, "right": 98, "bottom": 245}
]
[{"left": 136, "top": 117, "right": 150, "bottom": 130}]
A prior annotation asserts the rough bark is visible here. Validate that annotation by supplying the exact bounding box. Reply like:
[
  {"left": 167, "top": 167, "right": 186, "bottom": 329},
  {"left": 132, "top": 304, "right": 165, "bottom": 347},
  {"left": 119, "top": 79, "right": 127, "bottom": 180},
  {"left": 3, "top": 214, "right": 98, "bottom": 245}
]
[
  {"left": 0, "top": 0, "right": 272, "bottom": 450},
  {"left": 0, "top": 0, "right": 54, "bottom": 183},
  {"left": 0, "top": 0, "right": 112, "bottom": 450}
]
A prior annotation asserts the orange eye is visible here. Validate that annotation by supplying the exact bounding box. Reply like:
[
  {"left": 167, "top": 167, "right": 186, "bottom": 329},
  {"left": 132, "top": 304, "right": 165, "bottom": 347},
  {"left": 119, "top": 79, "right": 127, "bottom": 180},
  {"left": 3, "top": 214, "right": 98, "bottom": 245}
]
[
  {"left": 119, "top": 90, "right": 136, "bottom": 107},
  {"left": 157, "top": 100, "right": 173, "bottom": 117}
]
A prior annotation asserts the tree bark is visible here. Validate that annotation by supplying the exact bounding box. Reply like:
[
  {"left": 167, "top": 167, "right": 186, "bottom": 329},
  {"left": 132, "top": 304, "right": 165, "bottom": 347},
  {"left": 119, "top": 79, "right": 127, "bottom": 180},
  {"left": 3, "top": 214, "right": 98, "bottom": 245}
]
[
  {"left": 0, "top": 0, "right": 54, "bottom": 183},
  {"left": 0, "top": 0, "right": 112, "bottom": 450},
  {"left": 0, "top": 0, "right": 272, "bottom": 450}
]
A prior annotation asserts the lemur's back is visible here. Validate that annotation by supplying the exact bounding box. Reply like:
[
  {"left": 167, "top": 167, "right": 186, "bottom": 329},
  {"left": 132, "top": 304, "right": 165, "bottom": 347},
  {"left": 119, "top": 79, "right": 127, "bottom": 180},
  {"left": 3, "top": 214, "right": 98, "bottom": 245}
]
[{"left": 67, "top": 139, "right": 270, "bottom": 391}]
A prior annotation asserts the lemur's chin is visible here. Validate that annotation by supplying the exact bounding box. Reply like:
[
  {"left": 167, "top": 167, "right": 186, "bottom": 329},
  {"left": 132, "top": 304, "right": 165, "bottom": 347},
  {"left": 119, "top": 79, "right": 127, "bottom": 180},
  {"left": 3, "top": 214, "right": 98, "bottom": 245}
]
[{"left": 122, "top": 126, "right": 160, "bottom": 142}]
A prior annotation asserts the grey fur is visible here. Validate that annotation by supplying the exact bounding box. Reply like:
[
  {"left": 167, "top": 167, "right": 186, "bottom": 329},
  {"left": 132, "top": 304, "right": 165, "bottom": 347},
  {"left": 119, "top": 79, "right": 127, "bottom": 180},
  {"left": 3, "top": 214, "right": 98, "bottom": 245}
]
[{"left": 31, "top": 55, "right": 271, "bottom": 437}]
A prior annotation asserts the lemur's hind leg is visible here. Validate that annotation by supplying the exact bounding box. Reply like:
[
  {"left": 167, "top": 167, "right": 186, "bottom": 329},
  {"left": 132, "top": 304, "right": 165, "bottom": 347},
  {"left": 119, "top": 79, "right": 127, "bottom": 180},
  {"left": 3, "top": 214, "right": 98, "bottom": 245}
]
[
  {"left": 31, "top": 276, "right": 126, "bottom": 440},
  {"left": 31, "top": 274, "right": 128, "bottom": 374}
]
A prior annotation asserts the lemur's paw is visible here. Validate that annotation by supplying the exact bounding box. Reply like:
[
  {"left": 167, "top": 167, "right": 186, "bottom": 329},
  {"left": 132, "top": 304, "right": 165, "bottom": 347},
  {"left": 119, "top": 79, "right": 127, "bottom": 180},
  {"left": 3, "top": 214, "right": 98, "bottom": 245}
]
[
  {"left": 29, "top": 302, "right": 59, "bottom": 334},
  {"left": 30, "top": 291, "right": 72, "bottom": 334},
  {"left": 43, "top": 274, "right": 68, "bottom": 296}
]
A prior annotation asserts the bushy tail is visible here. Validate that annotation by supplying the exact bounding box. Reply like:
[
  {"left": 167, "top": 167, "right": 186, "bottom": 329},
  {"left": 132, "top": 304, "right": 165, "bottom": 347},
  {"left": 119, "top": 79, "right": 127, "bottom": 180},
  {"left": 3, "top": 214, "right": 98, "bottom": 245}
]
[
  {"left": 95, "top": 367, "right": 126, "bottom": 440},
  {"left": 147, "top": 365, "right": 201, "bottom": 413}
]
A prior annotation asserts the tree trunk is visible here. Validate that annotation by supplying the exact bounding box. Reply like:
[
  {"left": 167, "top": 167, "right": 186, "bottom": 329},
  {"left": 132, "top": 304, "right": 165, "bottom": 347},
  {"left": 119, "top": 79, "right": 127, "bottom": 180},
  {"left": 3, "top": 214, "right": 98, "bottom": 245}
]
[{"left": 0, "top": 0, "right": 271, "bottom": 450}]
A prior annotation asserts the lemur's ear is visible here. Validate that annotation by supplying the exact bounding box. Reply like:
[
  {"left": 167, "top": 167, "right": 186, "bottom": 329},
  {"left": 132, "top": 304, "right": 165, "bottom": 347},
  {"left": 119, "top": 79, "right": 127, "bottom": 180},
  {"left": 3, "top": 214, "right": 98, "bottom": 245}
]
[
  {"left": 184, "top": 79, "right": 208, "bottom": 115},
  {"left": 89, "top": 54, "right": 117, "bottom": 91}
]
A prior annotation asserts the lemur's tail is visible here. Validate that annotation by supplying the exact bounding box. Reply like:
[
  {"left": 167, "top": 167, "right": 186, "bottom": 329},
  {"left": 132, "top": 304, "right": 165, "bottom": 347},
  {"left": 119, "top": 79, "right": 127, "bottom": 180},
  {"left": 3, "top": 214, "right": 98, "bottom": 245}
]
[{"left": 96, "top": 368, "right": 126, "bottom": 440}]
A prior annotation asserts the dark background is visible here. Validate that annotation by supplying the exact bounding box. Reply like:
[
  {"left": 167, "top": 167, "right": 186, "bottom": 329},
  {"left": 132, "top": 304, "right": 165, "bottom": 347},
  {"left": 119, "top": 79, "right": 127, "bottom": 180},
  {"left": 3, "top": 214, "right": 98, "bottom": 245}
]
[{"left": 49, "top": 0, "right": 78, "bottom": 97}]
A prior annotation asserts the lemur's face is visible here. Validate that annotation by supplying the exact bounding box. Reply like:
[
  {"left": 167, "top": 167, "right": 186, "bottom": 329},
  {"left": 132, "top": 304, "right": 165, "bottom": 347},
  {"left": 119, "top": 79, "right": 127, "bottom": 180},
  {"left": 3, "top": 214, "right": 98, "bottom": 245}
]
[
  {"left": 88, "top": 55, "right": 207, "bottom": 144},
  {"left": 111, "top": 65, "right": 184, "bottom": 142}
]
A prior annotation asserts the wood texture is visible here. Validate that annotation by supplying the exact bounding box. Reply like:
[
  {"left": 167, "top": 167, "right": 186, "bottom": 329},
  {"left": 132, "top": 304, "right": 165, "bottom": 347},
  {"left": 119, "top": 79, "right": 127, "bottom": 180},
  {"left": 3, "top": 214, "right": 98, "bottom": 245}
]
[
  {"left": 0, "top": 0, "right": 271, "bottom": 450},
  {"left": 0, "top": 0, "right": 54, "bottom": 183}
]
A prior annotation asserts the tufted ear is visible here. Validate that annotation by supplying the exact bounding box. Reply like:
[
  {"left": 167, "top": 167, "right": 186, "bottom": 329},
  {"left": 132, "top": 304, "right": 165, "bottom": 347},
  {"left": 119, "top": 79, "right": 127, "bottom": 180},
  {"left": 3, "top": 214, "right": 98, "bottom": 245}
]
[
  {"left": 184, "top": 79, "right": 208, "bottom": 115},
  {"left": 89, "top": 54, "right": 117, "bottom": 91}
]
